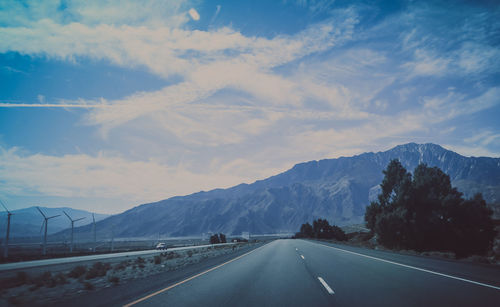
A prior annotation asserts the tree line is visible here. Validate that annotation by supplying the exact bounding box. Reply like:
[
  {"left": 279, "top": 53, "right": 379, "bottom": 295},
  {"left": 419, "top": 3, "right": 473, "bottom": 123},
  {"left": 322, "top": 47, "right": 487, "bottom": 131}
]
[
  {"left": 365, "top": 160, "right": 496, "bottom": 257},
  {"left": 295, "top": 218, "right": 347, "bottom": 241},
  {"left": 210, "top": 233, "right": 226, "bottom": 244}
]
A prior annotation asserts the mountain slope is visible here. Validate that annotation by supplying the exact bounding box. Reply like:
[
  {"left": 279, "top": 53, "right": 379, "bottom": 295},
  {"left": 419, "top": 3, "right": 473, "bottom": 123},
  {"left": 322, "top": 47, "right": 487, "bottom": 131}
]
[
  {"left": 69, "top": 143, "right": 500, "bottom": 237},
  {"left": 0, "top": 207, "right": 110, "bottom": 237}
]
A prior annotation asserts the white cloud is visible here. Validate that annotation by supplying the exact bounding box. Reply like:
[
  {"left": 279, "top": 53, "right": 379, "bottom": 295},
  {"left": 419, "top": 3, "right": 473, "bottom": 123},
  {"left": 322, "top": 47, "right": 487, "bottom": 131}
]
[
  {"left": 188, "top": 8, "right": 200, "bottom": 21},
  {"left": 422, "top": 87, "right": 500, "bottom": 120},
  {"left": 0, "top": 0, "right": 190, "bottom": 28},
  {"left": 1, "top": 1, "right": 499, "bottom": 211},
  {"left": 441, "top": 144, "right": 499, "bottom": 158},
  {"left": 403, "top": 49, "right": 451, "bottom": 77},
  {"left": 0, "top": 147, "right": 261, "bottom": 204}
]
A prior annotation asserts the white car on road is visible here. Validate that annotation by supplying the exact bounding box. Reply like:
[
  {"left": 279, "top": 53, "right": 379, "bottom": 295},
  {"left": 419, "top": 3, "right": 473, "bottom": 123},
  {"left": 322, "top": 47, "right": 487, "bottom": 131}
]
[{"left": 155, "top": 243, "right": 167, "bottom": 250}]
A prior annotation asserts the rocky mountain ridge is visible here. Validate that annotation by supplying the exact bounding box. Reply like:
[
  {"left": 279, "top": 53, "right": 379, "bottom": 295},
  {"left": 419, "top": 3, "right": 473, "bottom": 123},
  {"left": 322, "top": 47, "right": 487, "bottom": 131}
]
[{"left": 63, "top": 143, "right": 500, "bottom": 237}]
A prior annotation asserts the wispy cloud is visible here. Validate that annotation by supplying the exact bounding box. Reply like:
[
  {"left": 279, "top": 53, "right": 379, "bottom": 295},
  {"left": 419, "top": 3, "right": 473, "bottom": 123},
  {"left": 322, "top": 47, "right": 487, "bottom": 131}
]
[
  {"left": 0, "top": 147, "right": 263, "bottom": 203},
  {"left": 1, "top": 1, "right": 499, "bottom": 211}
]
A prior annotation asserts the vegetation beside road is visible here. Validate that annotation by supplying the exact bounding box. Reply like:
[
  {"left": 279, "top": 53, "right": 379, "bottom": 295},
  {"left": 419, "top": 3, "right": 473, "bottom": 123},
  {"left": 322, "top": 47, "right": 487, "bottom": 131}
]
[
  {"left": 210, "top": 233, "right": 227, "bottom": 244},
  {"left": 365, "top": 160, "right": 496, "bottom": 258},
  {"left": 0, "top": 242, "right": 258, "bottom": 306},
  {"left": 294, "top": 218, "right": 347, "bottom": 241}
]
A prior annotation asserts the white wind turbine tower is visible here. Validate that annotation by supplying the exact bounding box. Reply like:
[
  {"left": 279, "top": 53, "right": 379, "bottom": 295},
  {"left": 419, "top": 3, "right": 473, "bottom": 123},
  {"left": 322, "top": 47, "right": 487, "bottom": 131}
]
[
  {"left": 63, "top": 210, "right": 85, "bottom": 253},
  {"left": 36, "top": 207, "right": 60, "bottom": 255},
  {"left": 92, "top": 213, "right": 96, "bottom": 253},
  {"left": 1, "top": 200, "right": 13, "bottom": 258}
]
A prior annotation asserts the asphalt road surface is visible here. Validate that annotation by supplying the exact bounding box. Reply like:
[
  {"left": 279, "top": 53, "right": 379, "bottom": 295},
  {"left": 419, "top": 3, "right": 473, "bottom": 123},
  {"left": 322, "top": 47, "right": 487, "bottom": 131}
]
[{"left": 68, "top": 239, "right": 500, "bottom": 306}]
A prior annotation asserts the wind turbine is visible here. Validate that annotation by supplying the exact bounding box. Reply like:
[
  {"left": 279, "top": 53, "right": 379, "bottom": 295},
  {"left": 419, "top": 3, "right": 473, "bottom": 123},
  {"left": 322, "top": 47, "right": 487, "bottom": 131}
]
[
  {"left": 1, "top": 200, "right": 13, "bottom": 258},
  {"left": 36, "top": 207, "right": 60, "bottom": 255},
  {"left": 110, "top": 224, "right": 115, "bottom": 252},
  {"left": 92, "top": 213, "right": 96, "bottom": 253},
  {"left": 63, "top": 210, "right": 85, "bottom": 253}
]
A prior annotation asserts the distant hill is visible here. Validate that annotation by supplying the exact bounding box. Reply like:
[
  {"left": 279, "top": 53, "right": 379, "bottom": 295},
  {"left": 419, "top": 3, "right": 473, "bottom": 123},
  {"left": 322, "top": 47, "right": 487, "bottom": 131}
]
[
  {"left": 69, "top": 143, "right": 500, "bottom": 237},
  {"left": 0, "top": 207, "right": 110, "bottom": 238}
]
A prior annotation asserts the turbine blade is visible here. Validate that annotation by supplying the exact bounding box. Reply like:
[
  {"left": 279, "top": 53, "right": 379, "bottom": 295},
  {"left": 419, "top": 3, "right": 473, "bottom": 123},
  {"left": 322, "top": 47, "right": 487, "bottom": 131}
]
[
  {"left": 40, "top": 220, "right": 45, "bottom": 233},
  {"left": 0, "top": 200, "right": 10, "bottom": 213},
  {"left": 63, "top": 210, "right": 72, "bottom": 221},
  {"left": 74, "top": 217, "right": 86, "bottom": 222},
  {"left": 36, "top": 206, "right": 47, "bottom": 219},
  {"left": 47, "top": 214, "right": 61, "bottom": 219}
]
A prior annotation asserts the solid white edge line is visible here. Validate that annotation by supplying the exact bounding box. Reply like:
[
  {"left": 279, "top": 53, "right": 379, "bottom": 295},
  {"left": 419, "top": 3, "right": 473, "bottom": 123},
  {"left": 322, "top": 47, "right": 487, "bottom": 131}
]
[
  {"left": 320, "top": 243, "right": 500, "bottom": 291},
  {"left": 123, "top": 242, "right": 271, "bottom": 307},
  {"left": 300, "top": 255, "right": 305, "bottom": 259},
  {"left": 318, "top": 277, "right": 335, "bottom": 294}
]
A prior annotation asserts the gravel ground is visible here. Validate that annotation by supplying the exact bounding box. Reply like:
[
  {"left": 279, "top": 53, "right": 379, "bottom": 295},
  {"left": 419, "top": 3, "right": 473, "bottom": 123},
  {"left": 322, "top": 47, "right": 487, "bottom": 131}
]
[{"left": 0, "top": 243, "right": 253, "bottom": 306}]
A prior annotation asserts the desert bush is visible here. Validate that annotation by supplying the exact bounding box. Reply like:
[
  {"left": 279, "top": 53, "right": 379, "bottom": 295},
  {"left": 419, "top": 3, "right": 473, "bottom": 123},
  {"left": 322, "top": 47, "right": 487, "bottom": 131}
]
[
  {"left": 85, "top": 262, "right": 111, "bottom": 279},
  {"left": 0, "top": 271, "right": 30, "bottom": 289},
  {"left": 7, "top": 296, "right": 22, "bottom": 305},
  {"left": 108, "top": 275, "right": 119, "bottom": 284},
  {"left": 187, "top": 250, "right": 193, "bottom": 257},
  {"left": 154, "top": 255, "right": 162, "bottom": 264},
  {"left": 54, "top": 272, "right": 67, "bottom": 285},
  {"left": 166, "top": 252, "right": 178, "bottom": 260},
  {"left": 113, "top": 261, "right": 128, "bottom": 271},
  {"left": 68, "top": 265, "right": 87, "bottom": 278},
  {"left": 84, "top": 281, "right": 94, "bottom": 290},
  {"left": 30, "top": 271, "right": 57, "bottom": 288},
  {"left": 16, "top": 271, "right": 29, "bottom": 285}
]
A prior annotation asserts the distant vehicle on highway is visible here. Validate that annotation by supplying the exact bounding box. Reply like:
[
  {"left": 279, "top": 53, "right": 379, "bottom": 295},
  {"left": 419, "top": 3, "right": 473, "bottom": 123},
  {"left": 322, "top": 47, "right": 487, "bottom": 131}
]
[{"left": 155, "top": 243, "right": 167, "bottom": 250}]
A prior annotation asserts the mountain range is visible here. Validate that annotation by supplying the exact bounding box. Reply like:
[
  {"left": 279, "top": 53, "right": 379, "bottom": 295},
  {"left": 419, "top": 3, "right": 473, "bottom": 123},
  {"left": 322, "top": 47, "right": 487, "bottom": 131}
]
[
  {"left": 59, "top": 143, "right": 500, "bottom": 239},
  {"left": 0, "top": 207, "right": 110, "bottom": 238}
]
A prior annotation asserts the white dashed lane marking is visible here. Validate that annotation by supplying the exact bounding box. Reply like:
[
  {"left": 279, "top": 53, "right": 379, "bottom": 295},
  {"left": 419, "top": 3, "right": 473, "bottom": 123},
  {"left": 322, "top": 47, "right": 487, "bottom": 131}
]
[{"left": 318, "top": 277, "right": 335, "bottom": 294}]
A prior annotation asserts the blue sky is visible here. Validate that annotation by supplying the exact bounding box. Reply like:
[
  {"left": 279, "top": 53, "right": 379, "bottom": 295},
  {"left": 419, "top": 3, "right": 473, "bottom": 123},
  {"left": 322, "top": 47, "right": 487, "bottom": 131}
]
[{"left": 0, "top": 0, "right": 499, "bottom": 213}]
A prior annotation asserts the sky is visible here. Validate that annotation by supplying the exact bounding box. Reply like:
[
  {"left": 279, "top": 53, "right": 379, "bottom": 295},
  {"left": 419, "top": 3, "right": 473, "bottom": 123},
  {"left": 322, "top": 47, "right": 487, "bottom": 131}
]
[{"left": 0, "top": 0, "right": 499, "bottom": 214}]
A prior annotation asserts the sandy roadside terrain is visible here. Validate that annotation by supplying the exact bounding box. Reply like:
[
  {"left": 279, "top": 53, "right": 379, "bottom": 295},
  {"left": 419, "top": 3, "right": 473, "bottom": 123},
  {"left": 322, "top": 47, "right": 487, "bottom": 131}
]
[{"left": 0, "top": 242, "right": 255, "bottom": 306}]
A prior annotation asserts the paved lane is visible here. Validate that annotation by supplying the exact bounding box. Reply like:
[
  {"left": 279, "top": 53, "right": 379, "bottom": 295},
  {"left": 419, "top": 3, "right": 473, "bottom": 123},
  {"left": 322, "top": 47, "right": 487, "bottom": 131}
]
[
  {"left": 131, "top": 240, "right": 331, "bottom": 306},
  {"left": 126, "top": 239, "right": 500, "bottom": 307},
  {"left": 297, "top": 240, "right": 500, "bottom": 306}
]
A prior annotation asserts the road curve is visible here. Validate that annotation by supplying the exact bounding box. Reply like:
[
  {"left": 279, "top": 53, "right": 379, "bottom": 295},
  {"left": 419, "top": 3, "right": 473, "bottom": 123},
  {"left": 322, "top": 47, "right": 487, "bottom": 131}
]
[{"left": 122, "top": 239, "right": 500, "bottom": 307}]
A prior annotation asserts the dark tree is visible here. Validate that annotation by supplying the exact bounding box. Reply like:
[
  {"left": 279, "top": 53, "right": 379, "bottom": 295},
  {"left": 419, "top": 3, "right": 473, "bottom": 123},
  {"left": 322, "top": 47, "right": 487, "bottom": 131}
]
[
  {"left": 210, "top": 234, "right": 220, "bottom": 244},
  {"left": 365, "top": 160, "right": 496, "bottom": 256},
  {"left": 219, "top": 233, "right": 227, "bottom": 243},
  {"left": 300, "top": 222, "right": 313, "bottom": 238},
  {"left": 295, "top": 219, "right": 346, "bottom": 241}
]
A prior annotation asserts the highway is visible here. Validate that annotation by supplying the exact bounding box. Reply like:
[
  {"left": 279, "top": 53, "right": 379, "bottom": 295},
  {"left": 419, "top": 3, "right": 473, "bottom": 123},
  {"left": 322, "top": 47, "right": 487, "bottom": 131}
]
[{"left": 61, "top": 239, "right": 500, "bottom": 306}]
